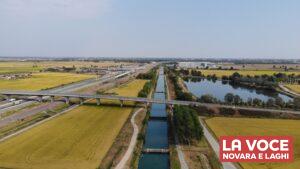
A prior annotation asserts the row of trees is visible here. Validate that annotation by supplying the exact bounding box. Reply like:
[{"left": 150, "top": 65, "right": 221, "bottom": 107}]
[
  {"left": 225, "top": 72, "right": 300, "bottom": 86},
  {"left": 178, "top": 68, "right": 300, "bottom": 85},
  {"left": 177, "top": 68, "right": 204, "bottom": 77},
  {"left": 173, "top": 105, "right": 203, "bottom": 145},
  {"left": 197, "top": 92, "right": 300, "bottom": 110},
  {"left": 137, "top": 68, "right": 158, "bottom": 98},
  {"left": 138, "top": 81, "right": 152, "bottom": 97},
  {"left": 168, "top": 72, "right": 193, "bottom": 101},
  {"left": 136, "top": 69, "right": 157, "bottom": 80}
]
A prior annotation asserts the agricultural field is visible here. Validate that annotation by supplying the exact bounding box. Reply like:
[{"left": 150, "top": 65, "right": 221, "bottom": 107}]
[
  {"left": 217, "top": 63, "right": 300, "bottom": 71},
  {"left": 100, "top": 79, "right": 148, "bottom": 106},
  {"left": 0, "top": 72, "right": 95, "bottom": 91},
  {"left": 205, "top": 117, "right": 300, "bottom": 169},
  {"left": 0, "top": 61, "right": 42, "bottom": 74},
  {"left": 0, "top": 61, "right": 132, "bottom": 74},
  {"left": 107, "top": 79, "right": 147, "bottom": 96},
  {"left": 0, "top": 79, "right": 147, "bottom": 169},
  {"left": 285, "top": 84, "right": 300, "bottom": 94},
  {"left": 198, "top": 69, "right": 300, "bottom": 78}
]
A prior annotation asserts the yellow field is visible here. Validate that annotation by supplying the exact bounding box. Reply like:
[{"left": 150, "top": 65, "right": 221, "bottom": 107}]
[
  {"left": 198, "top": 69, "right": 300, "bottom": 78},
  {"left": 0, "top": 79, "right": 146, "bottom": 169},
  {"left": 205, "top": 117, "right": 300, "bottom": 169},
  {"left": 0, "top": 61, "right": 131, "bottom": 74},
  {"left": 0, "top": 72, "right": 94, "bottom": 91},
  {"left": 107, "top": 79, "right": 147, "bottom": 96},
  {"left": 285, "top": 84, "right": 300, "bottom": 94}
]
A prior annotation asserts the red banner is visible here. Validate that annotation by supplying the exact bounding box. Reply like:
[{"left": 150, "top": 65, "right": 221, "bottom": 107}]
[{"left": 219, "top": 136, "right": 293, "bottom": 162}]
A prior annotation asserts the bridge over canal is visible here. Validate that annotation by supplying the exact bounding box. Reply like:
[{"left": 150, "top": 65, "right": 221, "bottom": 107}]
[{"left": 0, "top": 90, "right": 299, "bottom": 115}]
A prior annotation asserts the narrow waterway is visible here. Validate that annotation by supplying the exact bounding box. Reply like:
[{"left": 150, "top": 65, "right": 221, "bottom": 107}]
[{"left": 138, "top": 68, "right": 169, "bottom": 169}]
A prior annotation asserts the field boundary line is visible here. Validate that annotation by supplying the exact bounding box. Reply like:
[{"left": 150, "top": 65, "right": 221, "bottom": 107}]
[{"left": 115, "top": 107, "right": 144, "bottom": 169}]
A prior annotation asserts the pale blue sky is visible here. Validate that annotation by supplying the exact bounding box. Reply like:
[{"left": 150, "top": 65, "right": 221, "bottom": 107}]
[{"left": 0, "top": 0, "right": 299, "bottom": 59}]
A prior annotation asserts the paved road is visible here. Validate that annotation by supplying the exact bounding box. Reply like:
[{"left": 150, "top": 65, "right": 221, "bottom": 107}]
[
  {"left": 0, "top": 101, "right": 32, "bottom": 115},
  {"left": 0, "top": 102, "right": 62, "bottom": 128},
  {"left": 115, "top": 108, "right": 144, "bottom": 169},
  {"left": 199, "top": 118, "right": 237, "bottom": 169}
]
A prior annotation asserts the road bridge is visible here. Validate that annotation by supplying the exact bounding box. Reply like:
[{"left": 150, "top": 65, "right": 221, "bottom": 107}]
[{"left": 0, "top": 90, "right": 299, "bottom": 115}]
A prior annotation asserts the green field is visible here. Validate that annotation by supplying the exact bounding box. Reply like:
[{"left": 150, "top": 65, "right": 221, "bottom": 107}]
[
  {"left": 198, "top": 69, "right": 300, "bottom": 78},
  {"left": 205, "top": 117, "right": 300, "bottom": 169},
  {"left": 0, "top": 79, "right": 147, "bottom": 169},
  {"left": 0, "top": 72, "right": 94, "bottom": 91}
]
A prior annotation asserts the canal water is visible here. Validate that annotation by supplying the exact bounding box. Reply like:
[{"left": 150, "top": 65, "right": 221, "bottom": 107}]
[
  {"left": 184, "top": 78, "right": 292, "bottom": 102},
  {"left": 138, "top": 68, "right": 169, "bottom": 169}
]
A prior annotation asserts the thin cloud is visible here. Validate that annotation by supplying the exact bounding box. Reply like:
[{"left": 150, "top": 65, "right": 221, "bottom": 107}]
[{"left": 0, "top": 0, "right": 111, "bottom": 19}]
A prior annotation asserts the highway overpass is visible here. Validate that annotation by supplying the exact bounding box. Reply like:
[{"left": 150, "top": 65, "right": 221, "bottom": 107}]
[{"left": 0, "top": 90, "right": 300, "bottom": 115}]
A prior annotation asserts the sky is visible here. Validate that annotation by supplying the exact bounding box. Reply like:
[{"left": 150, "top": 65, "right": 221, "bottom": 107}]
[{"left": 0, "top": 0, "right": 299, "bottom": 59}]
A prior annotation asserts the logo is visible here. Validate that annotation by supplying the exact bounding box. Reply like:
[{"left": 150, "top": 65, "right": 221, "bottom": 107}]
[{"left": 219, "top": 136, "right": 293, "bottom": 162}]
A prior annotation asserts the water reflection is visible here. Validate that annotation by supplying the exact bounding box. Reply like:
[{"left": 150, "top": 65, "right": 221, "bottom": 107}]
[{"left": 184, "top": 78, "right": 292, "bottom": 102}]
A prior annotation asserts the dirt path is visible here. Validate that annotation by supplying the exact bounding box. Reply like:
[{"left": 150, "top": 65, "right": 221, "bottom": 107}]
[
  {"left": 279, "top": 84, "right": 300, "bottom": 97},
  {"left": 165, "top": 75, "right": 189, "bottom": 169},
  {"left": 115, "top": 108, "right": 144, "bottom": 169},
  {"left": 199, "top": 117, "right": 238, "bottom": 169}
]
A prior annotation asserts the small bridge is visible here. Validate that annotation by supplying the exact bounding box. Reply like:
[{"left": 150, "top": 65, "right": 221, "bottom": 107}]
[
  {"left": 0, "top": 90, "right": 299, "bottom": 115},
  {"left": 142, "top": 148, "right": 169, "bottom": 154}
]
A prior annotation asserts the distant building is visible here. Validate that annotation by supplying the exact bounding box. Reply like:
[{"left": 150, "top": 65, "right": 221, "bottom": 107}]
[{"left": 178, "top": 62, "right": 217, "bottom": 69}]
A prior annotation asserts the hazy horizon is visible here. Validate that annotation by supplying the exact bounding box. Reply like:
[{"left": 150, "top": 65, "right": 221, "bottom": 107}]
[{"left": 1, "top": 0, "right": 299, "bottom": 59}]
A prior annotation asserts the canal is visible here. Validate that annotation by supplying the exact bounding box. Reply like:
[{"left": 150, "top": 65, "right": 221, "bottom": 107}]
[
  {"left": 138, "top": 68, "right": 169, "bottom": 169},
  {"left": 184, "top": 78, "right": 292, "bottom": 102}
]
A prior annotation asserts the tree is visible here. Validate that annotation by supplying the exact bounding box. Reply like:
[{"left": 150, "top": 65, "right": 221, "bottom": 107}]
[
  {"left": 191, "top": 70, "right": 202, "bottom": 77},
  {"left": 294, "top": 97, "right": 300, "bottom": 110},
  {"left": 173, "top": 105, "right": 203, "bottom": 144},
  {"left": 179, "top": 69, "right": 189, "bottom": 76},
  {"left": 275, "top": 97, "right": 285, "bottom": 108},
  {"left": 224, "top": 93, "right": 235, "bottom": 104},
  {"left": 233, "top": 95, "right": 242, "bottom": 105},
  {"left": 232, "top": 72, "right": 241, "bottom": 78},
  {"left": 253, "top": 98, "right": 263, "bottom": 106},
  {"left": 199, "top": 94, "right": 217, "bottom": 103},
  {"left": 222, "top": 75, "right": 229, "bottom": 81},
  {"left": 247, "top": 98, "right": 253, "bottom": 106},
  {"left": 266, "top": 98, "right": 275, "bottom": 107}
]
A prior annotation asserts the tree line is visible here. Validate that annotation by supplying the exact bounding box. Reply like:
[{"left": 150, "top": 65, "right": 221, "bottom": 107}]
[
  {"left": 137, "top": 68, "right": 158, "bottom": 98},
  {"left": 179, "top": 68, "right": 300, "bottom": 86},
  {"left": 173, "top": 105, "right": 203, "bottom": 145},
  {"left": 197, "top": 92, "right": 300, "bottom": 110},
  {"left": 136, "top": 68, "right": 157, "bottom": 80},
  {"left": 167, "top": 69, "right": 193, "bottom": 101}
]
